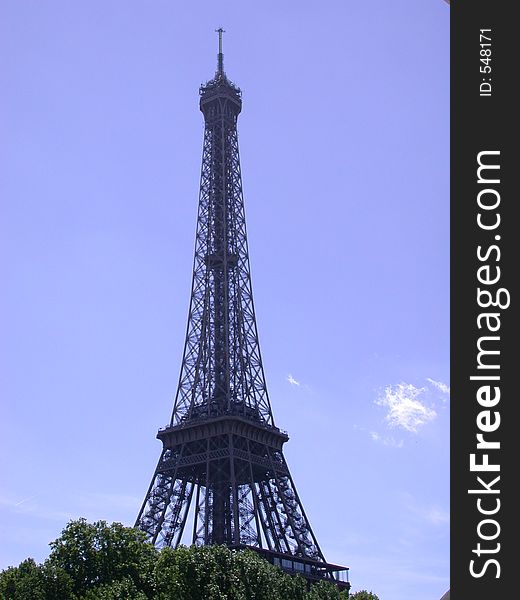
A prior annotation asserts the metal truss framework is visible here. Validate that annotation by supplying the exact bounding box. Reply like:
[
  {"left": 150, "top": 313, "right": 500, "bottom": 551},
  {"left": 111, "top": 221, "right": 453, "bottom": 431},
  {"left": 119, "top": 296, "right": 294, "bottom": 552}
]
[
  {"left": 136, "top": 34, "right": 349, "bottom": 590},
  {"left": 137, "top": 419, "right": 322, "bottom": 559}
]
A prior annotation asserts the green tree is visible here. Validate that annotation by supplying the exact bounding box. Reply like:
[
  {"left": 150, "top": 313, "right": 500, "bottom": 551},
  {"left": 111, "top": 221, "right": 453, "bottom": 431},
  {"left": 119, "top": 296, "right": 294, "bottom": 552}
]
[
  {"left": 153, "top": 544, "right": 307, "bottom": 600},
  {"left": 305, "top": 579, "right": 351, "bottom": 600},
  {"left": 0, "top": 558, "right": 75, "bottom": 600},
  {"left": 0, "top": 519, "right": 379, "bottom": 600},
  {"left": 349, "top": 591, "right": 380, "bottom": 600},
  {"left": 233, "top": 549, "right": 307, "bottom": 600},
  {"left": 0, "top": 559, "right": 46, "bottom": 600},
  {"left": 79, "top": 577, "right": 148, "bottom": 600},
  {"left": 46, "top": 518, "right": 157, "bottom": 597}
]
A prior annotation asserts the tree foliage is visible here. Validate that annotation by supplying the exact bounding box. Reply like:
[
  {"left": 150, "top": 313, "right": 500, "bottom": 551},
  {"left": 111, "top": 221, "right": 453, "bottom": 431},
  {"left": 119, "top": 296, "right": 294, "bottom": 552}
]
[
  {"left": 0, "top": 519, "right": 373, "bottom": 599},
  {"left": 348, "top": 592, "right": 380, "bottom": 600},
  {"left": 46, "top": 518, "right": 156, "bottom": 597}
]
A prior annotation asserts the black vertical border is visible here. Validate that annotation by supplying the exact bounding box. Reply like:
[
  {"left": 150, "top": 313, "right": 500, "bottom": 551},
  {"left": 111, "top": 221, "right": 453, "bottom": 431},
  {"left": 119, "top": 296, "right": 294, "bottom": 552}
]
[{"left": 451, "top": 2, "right": 516, "bottom": 599}]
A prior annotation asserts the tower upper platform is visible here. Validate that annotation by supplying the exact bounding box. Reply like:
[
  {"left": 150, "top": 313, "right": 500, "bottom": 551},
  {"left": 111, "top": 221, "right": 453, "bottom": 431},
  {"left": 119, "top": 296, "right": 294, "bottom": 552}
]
[{"left": 199, "top": 28, "right": 242, "bottom": 115}]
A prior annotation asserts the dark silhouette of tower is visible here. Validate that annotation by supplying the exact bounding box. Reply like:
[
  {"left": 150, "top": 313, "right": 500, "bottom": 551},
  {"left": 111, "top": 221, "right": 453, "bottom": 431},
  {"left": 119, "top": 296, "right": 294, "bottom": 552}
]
[{"left": 136, "top": 30, "right": 349, "bottom": 590}]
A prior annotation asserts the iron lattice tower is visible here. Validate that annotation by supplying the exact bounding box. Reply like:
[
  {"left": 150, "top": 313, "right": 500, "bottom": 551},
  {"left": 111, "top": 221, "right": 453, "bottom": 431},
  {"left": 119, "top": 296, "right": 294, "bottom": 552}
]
[{"left": 136, "top": 30, "right": 349, "bottom": 589}]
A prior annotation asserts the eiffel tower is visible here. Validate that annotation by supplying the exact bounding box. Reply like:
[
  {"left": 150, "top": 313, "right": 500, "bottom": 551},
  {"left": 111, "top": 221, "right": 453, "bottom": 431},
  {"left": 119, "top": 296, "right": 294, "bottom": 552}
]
[{"left": 136, "top": 30, "right": 350, "bottom": 591}]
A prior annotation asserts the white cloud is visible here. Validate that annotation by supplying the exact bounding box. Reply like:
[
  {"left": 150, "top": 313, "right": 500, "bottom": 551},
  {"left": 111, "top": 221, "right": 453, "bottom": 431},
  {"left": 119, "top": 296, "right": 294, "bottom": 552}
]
[
  {"left": 425, "top": 506, "right": 450, "bottom": 526},
  {"left": 0, "top": 490, "right": 141, "bottom": 525},
  {"left": 369, "top": 430, "right": 404, "bottom": 448},
  {"left": 14, "top": 496, "right": 37, "bottom": 507},
  {"left": 287, "top": 374, "right": 300, "bottom": 386},
  {"left": 0, "top": 493, "right": 75, "bottom": 523},
  {"left": 426, "top": 378, "right": 450, "bottom": 396},
  {"left": 376, "top": 382, "right": 436, "bottom": 432},
  {"left": 402, "top": 492, "right": 450, "bottom": 527}
]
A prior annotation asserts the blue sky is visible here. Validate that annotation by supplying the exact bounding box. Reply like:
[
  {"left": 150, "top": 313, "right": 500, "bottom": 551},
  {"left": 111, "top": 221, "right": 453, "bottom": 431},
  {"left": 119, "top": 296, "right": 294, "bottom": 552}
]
[{"left": 1, "top": 2, "right": 449, "bottom": 599}]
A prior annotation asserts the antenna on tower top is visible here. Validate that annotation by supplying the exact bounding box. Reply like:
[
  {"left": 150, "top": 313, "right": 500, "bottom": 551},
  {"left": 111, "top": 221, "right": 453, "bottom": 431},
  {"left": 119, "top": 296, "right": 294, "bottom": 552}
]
[{"left": 216, "top": 27, "right": 225, "bottom": 74}]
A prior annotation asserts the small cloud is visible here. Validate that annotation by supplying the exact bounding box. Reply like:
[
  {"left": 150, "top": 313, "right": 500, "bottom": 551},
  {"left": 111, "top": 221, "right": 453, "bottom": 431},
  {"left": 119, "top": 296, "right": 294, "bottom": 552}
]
[
  {"left": 376, "top": 383, "right": 436, "bottom": 433},
  {"left": 287, "top": 374, "right": 300, "bottom": 386},
  {"left": 14, "top": 495, "right": 37, "bottom": 507},
  {"left": 425, "top": 506, "right": 450, "bottom": 525},
  {"left": 370, "top": 430, "right": 380, "bottom": 441},
  {"left": 370, "top": 430, "right": 404, "bottom": 448},
  {"left": 0, "top": 493, "right": 74, "bottom": 523},
  {"left": 426, "top": 378, "right": 450, "bottom": 397},
  {"left": 403, "top": 493, "right": 450, "bottom": 526}
]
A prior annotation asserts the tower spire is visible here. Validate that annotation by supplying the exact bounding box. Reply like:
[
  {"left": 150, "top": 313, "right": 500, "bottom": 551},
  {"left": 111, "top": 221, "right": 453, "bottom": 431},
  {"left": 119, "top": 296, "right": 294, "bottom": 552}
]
[{"left": 216, "top": 27, "right": 225, "bottom": 75}]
